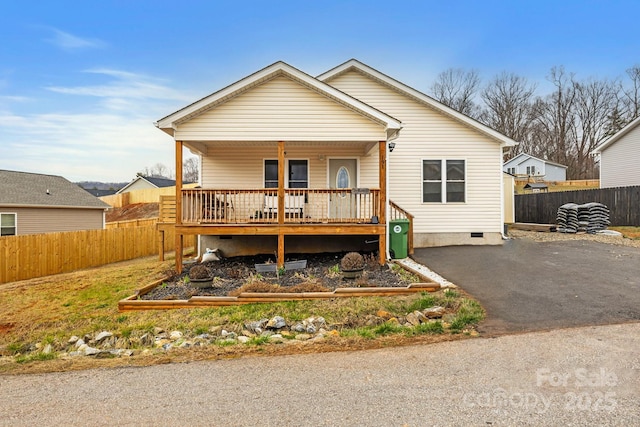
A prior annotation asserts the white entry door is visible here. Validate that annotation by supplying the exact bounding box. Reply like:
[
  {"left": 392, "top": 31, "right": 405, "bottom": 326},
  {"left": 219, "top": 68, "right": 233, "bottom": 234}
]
[{"left": 329, "top": 159, "right": 357, "bottom": 219}]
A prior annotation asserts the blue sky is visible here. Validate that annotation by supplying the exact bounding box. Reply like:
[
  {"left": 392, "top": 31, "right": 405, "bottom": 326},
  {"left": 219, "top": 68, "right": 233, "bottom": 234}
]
[{"left": 1, "top": 0, "right": 639, "bottom": 182}]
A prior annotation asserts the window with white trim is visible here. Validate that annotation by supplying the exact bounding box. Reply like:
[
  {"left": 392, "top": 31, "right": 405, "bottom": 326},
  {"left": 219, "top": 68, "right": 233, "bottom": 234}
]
[
  {"left": 507, "top": 167, "right": 516, "bottom": 175},
  {"left": 526, "top": 165, "right": 536, "bottom": 175},
  {"left": 422, "top": 159, "right": 466, "bottom": 203},
  {"left": 264, "top": 159, "right": 308, "bottom": 188},
  {"left": 0, "top": 213, "right": 16, "bottom": 236}
]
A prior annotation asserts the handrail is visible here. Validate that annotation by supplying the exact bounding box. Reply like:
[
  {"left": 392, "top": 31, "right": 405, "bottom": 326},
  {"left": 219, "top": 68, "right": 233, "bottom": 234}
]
[
  {"left": 389, "top": 200, "right": 414, "bottom": 255},
  {"left": 163, "top": 188, "right": 382, "bottom": 225}
]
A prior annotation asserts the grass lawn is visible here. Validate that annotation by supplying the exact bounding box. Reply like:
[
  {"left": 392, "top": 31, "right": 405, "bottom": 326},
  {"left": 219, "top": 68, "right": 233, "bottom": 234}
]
[{"left": 0, "top": 254, "right": 483, "bottom": 375}]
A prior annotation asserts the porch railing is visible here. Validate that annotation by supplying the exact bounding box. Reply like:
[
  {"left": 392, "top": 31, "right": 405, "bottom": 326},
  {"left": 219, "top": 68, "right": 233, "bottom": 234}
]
[
  {"left": 389, "top": 200, "right": 414, "bottom": 255},
  {"left": 171, "top": 188, "right": 380, "bottom": 225}
]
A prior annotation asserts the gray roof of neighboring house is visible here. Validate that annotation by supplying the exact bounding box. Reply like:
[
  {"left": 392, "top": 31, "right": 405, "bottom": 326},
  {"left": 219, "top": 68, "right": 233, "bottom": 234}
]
[
  {"left": 0, "top": 170, "right": 110, "bottom": 209},
  {"left": 144, "top": 177, "right": 176, "bottom": 187},
  {"left": 524, "top": 183, "right": 549, "bottom": 189},
  {"left": 116, "top": 175, "right": 178, "bottom": 194}
]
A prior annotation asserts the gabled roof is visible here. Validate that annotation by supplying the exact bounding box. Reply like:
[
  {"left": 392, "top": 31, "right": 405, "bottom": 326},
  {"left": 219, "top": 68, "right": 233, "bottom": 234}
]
[
  {"left": 504, "top": 153, "right": 567, "bottom": 169},
  {"left": 0, "top": 170, "right": 110, "bottom": 209},
  {"left": 155, "top": 61, "right": 402, "bottom": 141},
  {"left": 116, "top": 176, "right": 177, "bottom": 194},
  {"left": 524, "top": 183, "right": 549, "bottom": 190},
  {"left": 317, "top": 59, "right": 517, "bottom": 148},
  {"left": 592, "top": 115, "right": 640, "bottom": 154}
]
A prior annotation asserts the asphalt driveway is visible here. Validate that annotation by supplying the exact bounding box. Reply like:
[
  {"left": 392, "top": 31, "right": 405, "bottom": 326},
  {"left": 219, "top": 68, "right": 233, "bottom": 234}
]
[{"left": 413, "top": 237, "right": 640, "bottom": 334}]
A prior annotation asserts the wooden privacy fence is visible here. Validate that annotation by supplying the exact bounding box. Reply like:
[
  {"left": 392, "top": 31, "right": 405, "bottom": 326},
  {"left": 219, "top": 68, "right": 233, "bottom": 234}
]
[
  {"left": 0, "top": 221, "right": 195, "bottom": 284},
  {"left": 515, "top": 186, "right": 640, "bottom": 226}
]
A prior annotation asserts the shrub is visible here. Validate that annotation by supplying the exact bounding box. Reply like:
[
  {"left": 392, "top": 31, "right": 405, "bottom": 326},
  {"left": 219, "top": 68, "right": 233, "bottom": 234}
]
[
  {"left": 340, "top": 252, "right": 365, "bottom": 270},
  {"left": 189, "top": 264, "right": 212, "bottom": 280}
]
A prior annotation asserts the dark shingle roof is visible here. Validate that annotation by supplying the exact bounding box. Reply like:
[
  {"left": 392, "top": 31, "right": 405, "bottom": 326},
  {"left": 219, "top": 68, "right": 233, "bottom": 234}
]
[
  {"left": 0, "top": 170, "right": 110, "bottom": 209},
  {"left": 144, "top": 177, "right": 176, "bottom": 188}
]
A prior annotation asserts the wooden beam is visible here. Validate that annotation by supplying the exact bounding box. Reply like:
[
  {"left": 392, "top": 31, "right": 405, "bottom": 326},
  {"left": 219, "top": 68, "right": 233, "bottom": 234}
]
[
  {"left": 277, "top": 141, "right": 285, "bottom": 226},
  {"left": 175, "top": 224, "right": 386, "bottom": 235},
  {"left": 277, "top": 233, "right": 285, "bottom": 268},
  {"left": 378, "top": 140, "right": 387, "bottom": 265},
  {"left": 277, "top": 141, "right": 285, "bottom": 267},
  {"left": 175, "top": 140, "right": 184, "bottom": 272}
]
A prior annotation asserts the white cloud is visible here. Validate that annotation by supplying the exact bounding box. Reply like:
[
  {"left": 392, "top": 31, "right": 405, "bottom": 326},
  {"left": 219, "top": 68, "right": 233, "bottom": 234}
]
[
  {"left": 46, "top": 68, "right": 195, "bottom": 112},
  {"left": 0, "top": 110, "right": 176, "bottom": 182},
  {"left": 45, "top": 28, "right": 106, "bottom": 51}
]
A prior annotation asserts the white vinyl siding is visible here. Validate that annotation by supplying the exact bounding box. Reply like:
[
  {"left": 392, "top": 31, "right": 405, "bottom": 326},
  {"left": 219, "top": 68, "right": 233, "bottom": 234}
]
[
  {"left": 175, "top": 75, "right": 386, "bottom": 142},
  {"left": 201, "top": 144, "right": 379, "bottom": 189},
  {"left": 327, "top": 70, "right": 503, "bottom": 234},
  {"left": 599, "top": 124, "right": 640, "bottom": 188}
]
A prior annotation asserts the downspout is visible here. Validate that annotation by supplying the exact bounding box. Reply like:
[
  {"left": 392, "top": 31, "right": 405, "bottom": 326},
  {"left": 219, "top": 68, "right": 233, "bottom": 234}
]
[
  {"left": 386, "top": 128, "right": 401, "bottom": 259},
  {"left": 500, "top": 145, "right": 510, "bottom": 240}
]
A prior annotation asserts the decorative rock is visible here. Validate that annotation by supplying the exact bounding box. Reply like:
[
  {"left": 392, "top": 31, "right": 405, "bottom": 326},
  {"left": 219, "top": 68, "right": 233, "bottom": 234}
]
[
  {"left": 305, "top": 324, "right": 317, "bottom": 334},
  {"left": 327, "top": 330, "right": 340, "bottom": 337},
  {"left": 267, "top": 316, "right": 287, "bottom": 329},
  {"left": 376, "top": 310, "right": 393, "bottom": 319},
  {"left": 291, "top": 323, "right": 305, "bottom": 333},
  {"left": 68, "top": 335, "right": 79, "bottom": 344},
  {"left": 139, "top": 333, "right": 153, "bottom": 346},
  {"left": 94, "top": 331, "right": 113, "bottom": 343},
  {"left": 406, "top": 312, "right": 421, "bottom": 326},
  {"left": 74, "top": 339, "right": 85, "bottom": 348},
  {"left": 415, "top": 311, "right": 428, "bottom": 323},
  {"left": 83, "top": 346, "right": 100, "bottom": 356},
  {"left": 162, "top": 343, "right": 173, "bottom": 351},
  {"left": 155, "top": 339, "right": 171, "bottom": 348},
  {"left": 245, "top": 319, "right": 268, "bottom": 334},
  {"left": 294, "top": 333, "right": 311, "bottom": 341},
  {"left": 268, "top": 334, "right": 285, "bottom": 343},
  {"left": 169, "top": 331, "right": 183, "bottom": 341},
  {"left": 423, "top": 306, "right": 446, "bottom": 318},
  {"left": 42, "top": 344, "right": 53, "bottom": 354},
  {"left": 77, "top": 343, "right": 88, "bottom": 352},
  {"left": 238, "top": 336, "right": 250, "bottom": 344},
  {"left": 153, "top": 327, "right": 165, "bottom": 335}
]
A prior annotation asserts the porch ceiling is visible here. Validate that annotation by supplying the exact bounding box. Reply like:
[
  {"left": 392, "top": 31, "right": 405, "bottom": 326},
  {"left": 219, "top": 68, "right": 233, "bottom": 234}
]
[{"left": 185, "top": 140, "right": 379, "bottom": 155}]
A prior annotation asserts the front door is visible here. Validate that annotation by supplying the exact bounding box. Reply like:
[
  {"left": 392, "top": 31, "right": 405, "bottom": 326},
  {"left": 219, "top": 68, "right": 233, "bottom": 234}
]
[{"left": 329, "top": 159, "right": 357, "bottom": 219}]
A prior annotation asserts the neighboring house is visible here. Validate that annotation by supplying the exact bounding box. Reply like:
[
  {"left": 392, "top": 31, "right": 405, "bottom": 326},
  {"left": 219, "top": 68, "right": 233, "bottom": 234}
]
[
  {"left": 116, "top": 176, "right": 178, "bottom": 194},
  {"left": 82, "top": 188, "right": 119, "bottom": 197},
  {"left": 523, "top": 183, "right": 549, "bottom": 193},
  {"left": 155, "top": 60, "right": 516, "bottom": 270},
  {"left": 0, "top": 170, "right": 110, "bottom": 236},
  {"left": 591, "top": 115, "right": 640, "bottom": 188},
  {"left": 503, "top": 153, "right": 567, "bottom": 181}
]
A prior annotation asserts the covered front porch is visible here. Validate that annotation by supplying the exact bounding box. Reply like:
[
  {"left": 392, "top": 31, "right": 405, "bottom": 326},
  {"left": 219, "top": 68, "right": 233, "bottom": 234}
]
[{"left": 168, "top": 140, "right": 392, "bottom": 272}]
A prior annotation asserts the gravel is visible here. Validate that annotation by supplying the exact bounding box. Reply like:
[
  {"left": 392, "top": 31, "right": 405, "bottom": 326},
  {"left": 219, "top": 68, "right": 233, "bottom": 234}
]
[
  {"left": 509, "top": 228, "right": 640, "bottom": 248},
  {"left": 143, "top": 252, "right": 412, "bottom": 300}
]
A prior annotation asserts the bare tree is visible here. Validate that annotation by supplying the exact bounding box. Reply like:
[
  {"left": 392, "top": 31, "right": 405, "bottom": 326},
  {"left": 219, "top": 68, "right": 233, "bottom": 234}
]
[
  {"left": 622, "top": 65, "right": 640, "bottom": 120},
  {"left": 151, "top": 163, "right": 169, "bottom": 178},
  {"left": 480, "top": 72, "right": 537, "bottom": 159},
  {"left": 572, "top": 78, "right": 620, "bottom": 178},
  {"left": 530, "top": 67, "right": 578, "bottom": 173},
  {"left": 183, "top": 157, "right": 200, "bottom": 183},
  {"left": 430, "top": 68, "right": 481, "bottom": 117}
]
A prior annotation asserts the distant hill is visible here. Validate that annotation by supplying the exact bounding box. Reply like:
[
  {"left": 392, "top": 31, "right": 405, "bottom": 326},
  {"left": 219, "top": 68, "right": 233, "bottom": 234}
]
[{"left": 77, "top": 181, "right": 128, "bottom": 191}]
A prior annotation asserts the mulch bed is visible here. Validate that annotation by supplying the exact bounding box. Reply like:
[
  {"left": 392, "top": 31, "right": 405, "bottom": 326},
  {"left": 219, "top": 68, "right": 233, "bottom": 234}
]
[{"left": 142, "top": 252, "right": 412, "bottom": 300}]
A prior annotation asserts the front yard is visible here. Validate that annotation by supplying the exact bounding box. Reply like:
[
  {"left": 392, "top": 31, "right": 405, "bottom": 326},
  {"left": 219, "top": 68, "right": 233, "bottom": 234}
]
[{"left": 0, "top": 254, "right": 483, "bottom": 375}]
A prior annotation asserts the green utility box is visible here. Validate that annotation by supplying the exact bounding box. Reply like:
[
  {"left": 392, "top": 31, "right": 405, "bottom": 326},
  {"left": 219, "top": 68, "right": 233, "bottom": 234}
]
[{"left": 389, "top": 218, "right": 410, "bottom": 259}]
